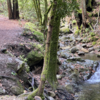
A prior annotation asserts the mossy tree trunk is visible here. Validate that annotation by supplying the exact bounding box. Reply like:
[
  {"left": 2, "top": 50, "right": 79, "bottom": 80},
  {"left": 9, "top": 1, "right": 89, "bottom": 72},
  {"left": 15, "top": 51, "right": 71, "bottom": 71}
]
[
  {"left": 26, "top": 0, "right": 60, "bottom": 99},
  {"left": 33, "top": 0, "right": 42, "bottom": 25}
]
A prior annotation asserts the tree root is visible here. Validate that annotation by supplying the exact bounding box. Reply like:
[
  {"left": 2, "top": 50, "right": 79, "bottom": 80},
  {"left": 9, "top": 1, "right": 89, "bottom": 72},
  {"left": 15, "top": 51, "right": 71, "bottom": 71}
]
[{"left": 25, "top": 89, "right": 38, "bottom": 100}]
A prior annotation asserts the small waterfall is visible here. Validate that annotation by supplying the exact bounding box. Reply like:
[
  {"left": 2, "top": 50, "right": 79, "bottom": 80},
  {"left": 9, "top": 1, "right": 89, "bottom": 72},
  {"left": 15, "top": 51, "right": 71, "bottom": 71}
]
[{"left": 86, "top": 62, "right": 100, "bottom": 83}]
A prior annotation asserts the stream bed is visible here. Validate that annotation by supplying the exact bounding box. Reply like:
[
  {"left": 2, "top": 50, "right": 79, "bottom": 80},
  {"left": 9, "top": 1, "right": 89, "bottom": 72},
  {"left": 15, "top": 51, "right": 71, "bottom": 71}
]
[{"left": 75, "top": 54, "right": 100, "bottom": 100}]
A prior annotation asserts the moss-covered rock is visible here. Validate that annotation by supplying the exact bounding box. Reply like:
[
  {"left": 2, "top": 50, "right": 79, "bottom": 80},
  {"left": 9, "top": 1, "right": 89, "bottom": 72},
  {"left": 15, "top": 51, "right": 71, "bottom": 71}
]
[
  {"left": 60, "top": 26, "right": 71, "bottom": 34},
  {"left": 27, "top": 50, "right": 44, "bottom": 66},
  {"left": 11, "top": 85, "right": 24, "bottom": 95}
]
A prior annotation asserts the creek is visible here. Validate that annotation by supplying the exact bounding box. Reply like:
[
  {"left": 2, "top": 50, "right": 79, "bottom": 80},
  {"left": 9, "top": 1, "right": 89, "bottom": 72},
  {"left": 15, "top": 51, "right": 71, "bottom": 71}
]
[{"left": 76, "top": 54, "right": 100, "bottom": 100}]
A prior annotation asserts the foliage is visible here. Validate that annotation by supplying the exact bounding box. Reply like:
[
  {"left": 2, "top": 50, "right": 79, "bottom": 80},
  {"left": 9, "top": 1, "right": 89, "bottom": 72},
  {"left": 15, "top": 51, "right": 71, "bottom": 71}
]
[
  {"left": 56, "top": 0, "right": 79, "bottom": 18},
  {"left": 90, "top": 32, "right": 95, "bottom": 36},
  {"left": 24, "top": 22, "right": 44, "bottom": 42},
  {"left": 92, "top": 42, "right": 96, "bottom": 45}
]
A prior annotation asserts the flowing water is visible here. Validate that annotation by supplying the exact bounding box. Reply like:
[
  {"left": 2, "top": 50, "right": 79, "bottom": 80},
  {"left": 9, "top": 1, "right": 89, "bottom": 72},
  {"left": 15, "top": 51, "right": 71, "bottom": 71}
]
[
  {"left": 76, "top": 54, "right": 100, "bottom": 100},
  {"left": 86, "top": 62, "right": 100, "bottom": 83}
]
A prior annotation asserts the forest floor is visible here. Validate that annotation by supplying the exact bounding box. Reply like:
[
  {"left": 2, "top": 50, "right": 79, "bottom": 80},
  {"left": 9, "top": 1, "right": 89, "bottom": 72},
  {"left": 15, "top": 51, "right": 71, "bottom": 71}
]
[
  {"left": 0, "top": 1, "right": 100, "bottom": 99},
  {"left": 0, "top": 15, "right": 26, "bottom": 100},
  {"left": 0, "top": 15, "right": 26, "bottom": 48}
]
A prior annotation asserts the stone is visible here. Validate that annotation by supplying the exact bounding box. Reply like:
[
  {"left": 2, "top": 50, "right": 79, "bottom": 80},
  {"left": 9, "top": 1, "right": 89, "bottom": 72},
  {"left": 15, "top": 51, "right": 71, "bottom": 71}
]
[
  {"left": 76, "top": 38, "right": 82, "bottom": 42},
  {"left": 34, "top": 96, "right": 42, "bottom": 100},
  {"left": 78, "top": 51, "right": 85, "bottom": 56},
  {"left": 48, "top": 96, "right": 55, "bottom": 100},
  {"left": 82, "top": 44, "right": 87, "bottom": 48},
  {"left": 56, "top": 75, "right": 62, "bottom": 80},
  {"left": 87, "top": 44, "right": 93, "bottom": 48},
  {"left": 26, "top": 50, "right": 43, "bottom": 66},
  {"left": 11, "top": 86, "right": 24, "bottom": 95},
  {"left": 67, "top": 57, "right": 81, "bottom": 61},
  {"left": 97, "top": 54, "right": 100, "bottom": 57},
  {"left": 48, "top": 91, "right": 56, "bottom": 97},
  {"left": 0, "top": 47, "right": 7, "bottom": 53},
  {"left": 65, "top": 83, "right": 74, "bottom": 93},
  {"left": 60, "top": 27, "right": 71, "bottom": 34},
  {"left": 70, "top": 47, "right": 78, "bottom": 53},
  {"left": 88, "top": 47, "right": 94, "bottom": 52},
  {"left": 0, "top": 87, "right": 6, "bottom": 94},
  {"left": 81, "top": 48, "right": 89, "bottom": 53}
]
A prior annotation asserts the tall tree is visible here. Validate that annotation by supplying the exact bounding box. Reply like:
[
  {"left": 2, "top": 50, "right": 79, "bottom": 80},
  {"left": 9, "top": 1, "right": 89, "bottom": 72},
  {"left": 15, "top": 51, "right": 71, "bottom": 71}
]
[
  {"left": 7, "top": 0, "right": 13, "bottom": 19},
  {"left": 26, "top": 0, "right": 78, "bottom": 99},
  {"left": 7, "top": 0, "right": 19, "bottom": 19},
  {"left": 13, "top": 0, "right": 19, "bottom": 19},
  {"left": 82, "top": 0, "right": 87, "bottom": 27}
]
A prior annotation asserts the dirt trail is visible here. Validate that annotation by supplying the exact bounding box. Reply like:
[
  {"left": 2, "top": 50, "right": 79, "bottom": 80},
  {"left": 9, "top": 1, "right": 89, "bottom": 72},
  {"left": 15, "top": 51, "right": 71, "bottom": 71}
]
[{"left": 0, "top": 15, "right": 25, "bottom": 48}]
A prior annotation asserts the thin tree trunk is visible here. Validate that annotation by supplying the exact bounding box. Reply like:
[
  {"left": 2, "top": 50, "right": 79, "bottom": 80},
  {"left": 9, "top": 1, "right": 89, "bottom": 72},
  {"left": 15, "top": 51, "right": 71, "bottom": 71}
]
[
  {"left": 82, "top": 0, "right": 87, "bottom": 27},
  {"left": 26, "top": 0, "right": 60, "bottom": 99},
  {"left": 7, "top": 0, "right": 13, "bottom": 19},
  {"left": 13, "top": 0, "right": 19, "bottom": 19}
]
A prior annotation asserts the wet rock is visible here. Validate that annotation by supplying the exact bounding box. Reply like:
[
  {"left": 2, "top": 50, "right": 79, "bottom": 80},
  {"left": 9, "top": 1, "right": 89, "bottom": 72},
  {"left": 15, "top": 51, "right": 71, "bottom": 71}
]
[
  {"left": 87, "top": 44, "right": 93, "bottom": 48},
  {"left": 60, "top": 46, "right": 70, "bottom": 50},
  {"left": 11, "top": 86, "right": 24, "bottom": 95},
  {"left": 56, "top": 75, "right": 62, "bottom": 80},
  {"left": 82, "top": 38, "right": 90, "bottom": 43},
  {"left": 34, "top": 96, "right": 42, "bottom": 100},
  {"left": 67, "top": 57, "right": 81, "bottom": 61},
  {"left": 61, "top": 52, "right": 72, "bottom": 59},
  {"left": 88, "top": 47, "right": 94, "bottom": 52},
  {"left": 78, "top": 51, "right": 85, "bottom": 56},
  {"left": 70, "top": 47, "right": 78, "bottom": 53},
  {"left": 47, "top": 96, "right": 55, "bottom": 100},
  {"left": 59, "top": 42, "right": 64, "bottom": 48},
  {"left": 76, "top": 38, "right": 82, "bottom": 42},
  {"left": 90, "top": 51, "right": 95, "bottom": 54},
  {"left": 60, "top": 27, "right": 71, "bottom": 34},
  {"left": 0, "top": 87, "right": 6, "bottom": 94},
  {"left": 26, "top": 50, "right": 43, "bottom": 66},
  {"left": 97, "top": 54, "right": 100, "bottom": 57},
  {"left": 81, "top": 48, "right": 89, "bottom": 53},
  {"left": 0, "top": 47, "right": 7, "bottom": 53},
  {"left": 82, "top": 44, "right": 87, "bottom": 48},
  {"left": 0, "top": 54, "right": 30, "bottom": 95},
  {"left": 65, "top": 83, "right": 74, "bottom": 93},
  {"left": 48, "top": 91, "right": 56, "bottom": 98}
]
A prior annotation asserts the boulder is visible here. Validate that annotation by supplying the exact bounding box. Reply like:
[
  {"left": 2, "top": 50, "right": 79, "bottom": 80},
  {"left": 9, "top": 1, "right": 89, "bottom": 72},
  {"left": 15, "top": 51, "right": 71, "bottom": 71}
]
[
  {"left": 70, "top": 47, "right": 78, "bottom": 53},
  {"left": 26, "top": 50, "right": 43, "bottom": 66},
  {"left": 67, "top": 57, "right": 81, "bottom": 61},
  {"left": 78, "top": 51, "right": 85, "bottom": 56}
]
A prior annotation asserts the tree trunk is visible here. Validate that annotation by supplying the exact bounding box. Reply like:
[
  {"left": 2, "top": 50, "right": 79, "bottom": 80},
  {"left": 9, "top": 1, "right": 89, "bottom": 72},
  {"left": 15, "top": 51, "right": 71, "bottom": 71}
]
[
  {"left": 13, "top": 0, "right": 19, "bottom": 19},
  {"left": 7, "top": 0, "right": 13, "bottom": 19},
  {"left": 26, "top": 0, "right": 60, "bottom": 99},
  {"left": 82, "top": 0, "right": 87, "bottom": 27}
]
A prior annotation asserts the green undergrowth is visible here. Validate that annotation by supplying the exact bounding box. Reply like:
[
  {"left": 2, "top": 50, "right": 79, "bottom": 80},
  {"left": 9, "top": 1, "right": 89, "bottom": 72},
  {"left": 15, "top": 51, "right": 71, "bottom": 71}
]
[{"left": 24, "top": 22, "right": 44, "bottom": 42}]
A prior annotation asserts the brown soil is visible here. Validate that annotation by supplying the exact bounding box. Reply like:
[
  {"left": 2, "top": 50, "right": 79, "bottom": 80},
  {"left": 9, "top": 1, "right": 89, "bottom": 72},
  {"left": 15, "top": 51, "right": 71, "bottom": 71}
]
[{"left": 0, "top": 15, "right": 26, "bottom": 48}]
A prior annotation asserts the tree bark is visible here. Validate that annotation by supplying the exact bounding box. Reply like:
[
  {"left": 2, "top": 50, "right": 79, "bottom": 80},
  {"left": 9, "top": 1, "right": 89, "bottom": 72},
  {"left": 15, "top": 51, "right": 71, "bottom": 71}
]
[
  {"left": 26, "top": 0, "right": 60, "bottom": 99},
  {"left": 82, "top": 0, "right": 87, "bottom": 27},
  {"left": 13, "top": 0, "right": 19, "bottom": 19},
  {"left": 7, "top": 0, "right": 13, "bottom": 19},
  {"left": 7, "top": 0, "right": 19, "bottom": 19}
]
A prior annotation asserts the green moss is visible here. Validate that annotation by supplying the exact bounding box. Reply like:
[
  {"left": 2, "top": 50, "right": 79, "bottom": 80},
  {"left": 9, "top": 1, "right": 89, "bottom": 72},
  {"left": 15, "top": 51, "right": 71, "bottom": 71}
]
[
  {"left": 27, "top": 50, "right": 43, "bottom": 66},
  {"left": 77, "top": 9, "right": 82, "bottom": 14},
  {"left": 60, "top": 27, "right": 70, "bottom": 33},
  {"left": 90, "top": 32, "right": 95, "bottom": 36},
  {"left": 27, "top": 89, "right": 38, "bottom": 100},
  {"left": 92, "top": 42, "right": 96, "bottom": 45},
  {"left": 72, "top": 20, "right": 77, "bottom": 24}
]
